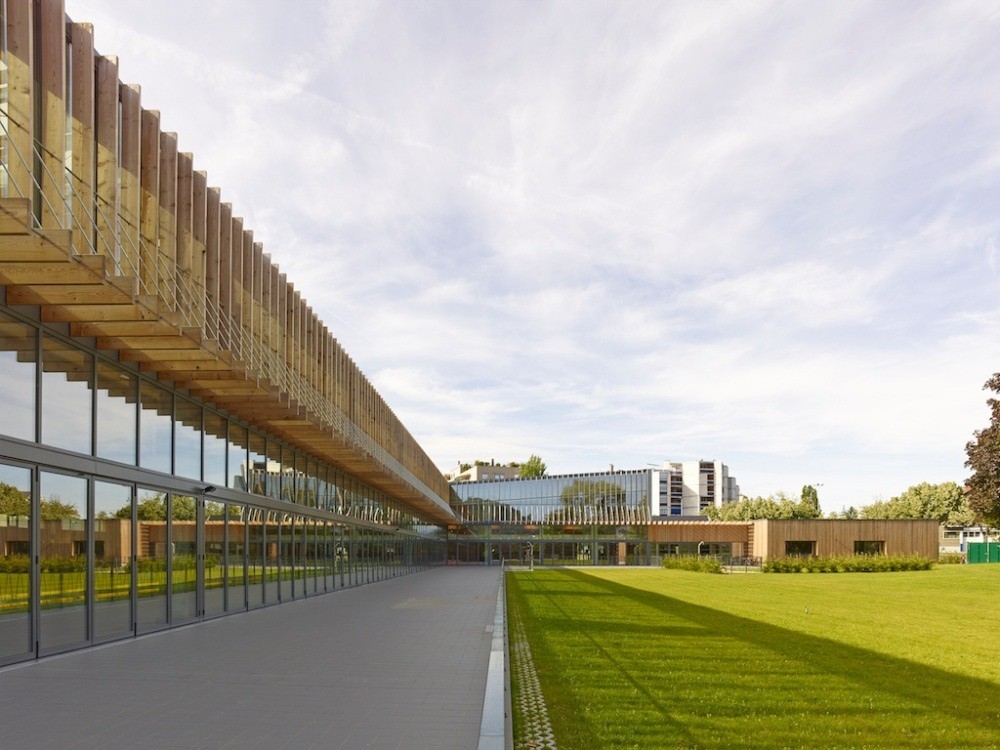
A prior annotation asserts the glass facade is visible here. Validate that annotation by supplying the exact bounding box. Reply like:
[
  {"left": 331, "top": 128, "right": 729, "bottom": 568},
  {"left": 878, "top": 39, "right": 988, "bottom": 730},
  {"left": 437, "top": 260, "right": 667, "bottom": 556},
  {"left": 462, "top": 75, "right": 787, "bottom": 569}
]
[
  {"left": 450, "top": 470, "right": 653, "bottom": 565},
  {"left": 0, "top": 308, "right": 446, "bottom": 666}
]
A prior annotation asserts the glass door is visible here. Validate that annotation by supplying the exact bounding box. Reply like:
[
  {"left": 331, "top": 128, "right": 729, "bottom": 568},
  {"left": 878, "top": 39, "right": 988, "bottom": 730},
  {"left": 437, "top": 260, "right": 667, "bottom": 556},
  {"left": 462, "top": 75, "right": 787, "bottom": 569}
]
[
  {"left": 0, "top": 462, "right": 33, "bottom": 664},
  {"left": 38, "top": 471, "right": 88, "bottom": 655}
]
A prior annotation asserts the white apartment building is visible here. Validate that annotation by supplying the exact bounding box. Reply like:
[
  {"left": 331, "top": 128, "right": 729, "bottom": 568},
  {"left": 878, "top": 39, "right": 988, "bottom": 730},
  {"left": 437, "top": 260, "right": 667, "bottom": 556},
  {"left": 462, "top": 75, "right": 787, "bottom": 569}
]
[{"left": 650, "top": 460, "right": 740, "bottom": 517}]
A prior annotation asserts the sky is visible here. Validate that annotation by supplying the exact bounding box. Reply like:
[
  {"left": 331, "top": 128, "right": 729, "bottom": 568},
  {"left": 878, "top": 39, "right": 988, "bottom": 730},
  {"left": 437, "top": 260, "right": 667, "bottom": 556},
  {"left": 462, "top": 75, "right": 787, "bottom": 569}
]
[{"left": 65, "top": 0, "right": 1000, "bottom": 514}]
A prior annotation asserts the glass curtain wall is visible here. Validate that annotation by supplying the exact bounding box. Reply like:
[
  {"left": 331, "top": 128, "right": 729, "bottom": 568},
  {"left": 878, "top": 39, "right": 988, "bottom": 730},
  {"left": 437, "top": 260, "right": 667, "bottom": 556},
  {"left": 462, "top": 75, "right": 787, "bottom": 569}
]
[
  {"left": 38, "top": 471, "right": 88, "bottom": 654},
  {"left": 93, "top": 480, "right": 133, "bottom": 642},
  {"left": 0, "top": 462, "right": 33, "bottom": 663}
]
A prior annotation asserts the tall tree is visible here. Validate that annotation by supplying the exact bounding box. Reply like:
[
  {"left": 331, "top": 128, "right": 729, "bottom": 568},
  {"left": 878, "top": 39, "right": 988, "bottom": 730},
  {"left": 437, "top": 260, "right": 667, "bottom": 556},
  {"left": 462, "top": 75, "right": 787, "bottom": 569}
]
[
  {"left": 519, "top": 454, "right": 547, "bottom": 478},
  {"left": 966, "top": 373, "right": 1000, "bottom": 526},
  {"left": 0, "top": 482, "right": 30, "bottom": 516},
  {"left": 800, "top": 485, "right": 820, "bottom": 516}
]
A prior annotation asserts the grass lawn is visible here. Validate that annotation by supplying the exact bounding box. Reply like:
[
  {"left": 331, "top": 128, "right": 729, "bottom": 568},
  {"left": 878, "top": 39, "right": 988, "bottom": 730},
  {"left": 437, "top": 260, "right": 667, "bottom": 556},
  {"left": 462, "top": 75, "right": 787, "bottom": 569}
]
[{"left": 507, "top": 566, "right": 1000, "bottom": 749}]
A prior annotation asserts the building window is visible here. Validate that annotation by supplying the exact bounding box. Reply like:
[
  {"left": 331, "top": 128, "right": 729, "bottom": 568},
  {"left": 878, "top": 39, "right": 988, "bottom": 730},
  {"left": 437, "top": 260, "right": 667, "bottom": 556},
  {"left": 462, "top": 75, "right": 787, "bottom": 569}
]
[
  {"left": 785, "top": 540, "right": 815, "bottom": 557},
  {"left": 854, "top": 540, "right": 885, "bottom": 556}
]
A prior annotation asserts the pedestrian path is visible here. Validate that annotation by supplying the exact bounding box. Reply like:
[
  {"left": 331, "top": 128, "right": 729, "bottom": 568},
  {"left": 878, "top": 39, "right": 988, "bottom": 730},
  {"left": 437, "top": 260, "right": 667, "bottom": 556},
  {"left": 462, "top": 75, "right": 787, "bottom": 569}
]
[{"left": 0, "top": 566, "right": 503, "bottom": 750}]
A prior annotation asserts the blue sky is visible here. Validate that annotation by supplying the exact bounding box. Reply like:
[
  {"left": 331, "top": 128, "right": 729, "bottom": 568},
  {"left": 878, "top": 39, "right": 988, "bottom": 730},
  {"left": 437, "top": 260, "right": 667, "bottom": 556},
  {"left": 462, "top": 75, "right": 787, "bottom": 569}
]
[{"left": 67, "top": 0, "right": 1000, "bottom": 513}]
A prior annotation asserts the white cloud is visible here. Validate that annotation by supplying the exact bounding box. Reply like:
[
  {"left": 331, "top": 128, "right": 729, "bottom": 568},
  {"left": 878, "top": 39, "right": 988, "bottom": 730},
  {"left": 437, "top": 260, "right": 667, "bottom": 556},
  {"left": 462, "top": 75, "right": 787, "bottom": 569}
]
[{"left": 65, "top": 0, "right": 1000, "bottom": 513}]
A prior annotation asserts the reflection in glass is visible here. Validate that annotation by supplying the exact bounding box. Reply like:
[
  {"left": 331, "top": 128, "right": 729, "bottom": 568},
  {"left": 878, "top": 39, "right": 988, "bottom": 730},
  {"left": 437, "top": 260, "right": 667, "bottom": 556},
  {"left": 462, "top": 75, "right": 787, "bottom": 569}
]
[
  {"left": 225, "top": 504, "right": 246, "bottom": 613},
  {"left": 96, "top": 362, "right": 137, "bottom": 464},
  {"left": 265, "top": 511, "right": 280, "bottom": 603},
  {"left": 174, "top": 399, "right": 202, "bottom": 481},
  {"left": 170, "top": 494, "right": 198, "bottom": 624},
  {"left": 41, "top": 336, "right": 93, "bottom": 455},
  {"left": 270, "top": 441, "right": 285, "bottom": 502},
  {"left": 247, "top": 431, "right": 266, "bottom": 496},
  {"left": 0, "top": 463, "right": 32, "bottom": 661},
  {"left": 94, "top": 481, "right": 133, "bottom": 641},
  {"left": 227, "top": 422, "right": 248, "bottom": 491},
  {"left": 247, "top": 512, "right": 265, "bottom": 608},
  {"left": 204, "top": 412, "right": 227, "bottom": 488},
  {"left": 136, "top": 487, "right": 168, "bottom": 632},
  {"left": 39, "top": 471, "right": 88, "bottom": 652},
  {"left": 0, "top": 315, "right": 36, "bottom": 441},
  {"left": 204, "top": 500, "right": 227, "bottom": 617},
  {"left": 139, "top": 383, "right": 172, "bottom": 473},
  {"left": 278, "top": 512, "right": 292, "bottom": 600}
]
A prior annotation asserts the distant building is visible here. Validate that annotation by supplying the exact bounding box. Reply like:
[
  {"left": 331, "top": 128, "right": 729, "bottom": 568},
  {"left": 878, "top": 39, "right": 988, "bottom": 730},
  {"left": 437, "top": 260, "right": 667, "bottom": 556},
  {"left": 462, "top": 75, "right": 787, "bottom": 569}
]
[
  {"left": 651, "top": 459, "right": 740, "bottom": 517},
  {"left": 447, "top": 463, "right": 522, "bottom": 483}
]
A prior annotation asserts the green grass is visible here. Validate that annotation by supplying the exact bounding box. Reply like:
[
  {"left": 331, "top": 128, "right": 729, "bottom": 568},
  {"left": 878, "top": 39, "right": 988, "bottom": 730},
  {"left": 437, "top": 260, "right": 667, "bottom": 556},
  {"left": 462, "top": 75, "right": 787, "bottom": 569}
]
[{"left": 507, "top": 566, "right": 1000, "bottom": 749}]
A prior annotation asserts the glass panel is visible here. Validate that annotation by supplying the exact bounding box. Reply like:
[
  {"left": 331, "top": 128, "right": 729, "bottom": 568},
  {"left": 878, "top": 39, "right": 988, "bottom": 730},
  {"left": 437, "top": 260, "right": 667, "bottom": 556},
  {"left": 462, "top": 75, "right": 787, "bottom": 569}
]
[
  {"left": 94, "top": 481, "right": 133, "bottom": 641},
  {"left": 41, "top": 337, "right": 93, "bottom": 455},
  {"left": 174, "top": 399, "right": 202, "bottom": 481},
  {"left": 265, "top": 511, "right": 280, "bottom": 602},
  {"left": 272, "top": 442, "right": 287, "bottom": 502},
  {"left": 227, "top": 422, "right": 248, "bottom": 491},
  {"left": 296, "top": 454, "right": 310, "bottom": 506},
  {"left": 279, "top": 512, "right": 293, "bottom": 600},
  {"left": 204, "top": 500, "right": 227, "bottom": 617},
  {"left": 247, "top": 510, "right": 265, "bottom": 609},
  {"left": 0, "top": 463, "right": 33, "bottom": 661},
  {"left": 136, "top": 487, "right": 168, "bottom": 632},
  {"left": 225, "top": 504, "right": 246, "bottom": 613},
  {"left": 204, "top": 413, "right": 227, "bottom": 488},
  {"left": 247, "top": 431, "right": 266, "bottom": 496},
  {"left": 170, "top": 494, "right": 198, "bottom": 624},
  {"left": 39, "top": 471, "right": 88, "bottom": 652},
  {"left": 0, "top": 316, "right": 36, "bottom": 441},
  {"left": 139, "top": 383, "right": 172, "bottom": 474},
  {"left": 96, "top": 362, "right": 137, "bottom": 464}
]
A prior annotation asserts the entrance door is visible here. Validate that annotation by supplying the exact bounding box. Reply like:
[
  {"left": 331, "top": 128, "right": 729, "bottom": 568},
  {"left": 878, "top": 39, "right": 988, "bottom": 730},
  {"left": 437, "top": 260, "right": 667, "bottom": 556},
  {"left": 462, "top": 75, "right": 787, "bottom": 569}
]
[{"left": 169, "top": 494, "right": 200, "bottom": 624}]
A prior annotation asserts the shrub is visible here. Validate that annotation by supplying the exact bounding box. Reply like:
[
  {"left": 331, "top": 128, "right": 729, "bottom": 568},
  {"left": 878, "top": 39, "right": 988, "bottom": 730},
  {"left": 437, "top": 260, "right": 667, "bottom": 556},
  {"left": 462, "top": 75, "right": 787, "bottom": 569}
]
[
  {"left": 763, "top": 554, "right": 933, "bottom": 573},
  {"left": 938, "top": 552, "right": 965, "bottom": 565},
  {"left": 661, "top": 555, "right": 723, "bottom": 574}
]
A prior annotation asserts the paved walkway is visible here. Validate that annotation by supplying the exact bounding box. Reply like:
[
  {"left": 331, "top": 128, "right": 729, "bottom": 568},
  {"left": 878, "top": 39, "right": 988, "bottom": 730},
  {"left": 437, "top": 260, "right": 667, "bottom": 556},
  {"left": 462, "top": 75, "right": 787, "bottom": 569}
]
[{"left": 0, "top": 566, "right": 503, "bottom": 750}]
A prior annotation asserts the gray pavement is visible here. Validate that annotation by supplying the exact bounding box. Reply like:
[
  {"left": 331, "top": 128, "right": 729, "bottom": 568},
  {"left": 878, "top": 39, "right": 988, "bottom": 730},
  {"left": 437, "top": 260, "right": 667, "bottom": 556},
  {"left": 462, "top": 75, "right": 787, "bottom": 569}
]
[{"left": 0, "top": 566, "right": 503, "bottom": 750}]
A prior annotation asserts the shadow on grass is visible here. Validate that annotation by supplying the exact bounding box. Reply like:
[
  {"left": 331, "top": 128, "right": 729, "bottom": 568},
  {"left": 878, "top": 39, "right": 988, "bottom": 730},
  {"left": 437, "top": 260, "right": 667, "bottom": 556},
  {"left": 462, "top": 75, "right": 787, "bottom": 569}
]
[{"left": 512, "top": 569, "right": 1000, "bottom": 748}]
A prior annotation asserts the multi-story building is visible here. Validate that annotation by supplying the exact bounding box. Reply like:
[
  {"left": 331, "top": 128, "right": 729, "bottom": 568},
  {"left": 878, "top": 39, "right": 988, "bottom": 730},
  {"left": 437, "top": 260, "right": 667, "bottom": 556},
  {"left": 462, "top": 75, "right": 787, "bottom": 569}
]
[
  {"left": 651, "top": 459, "right": 740, "bottom": 517},
  {"left": 446, "top": 462, "right": 521, "bottom": 483}
]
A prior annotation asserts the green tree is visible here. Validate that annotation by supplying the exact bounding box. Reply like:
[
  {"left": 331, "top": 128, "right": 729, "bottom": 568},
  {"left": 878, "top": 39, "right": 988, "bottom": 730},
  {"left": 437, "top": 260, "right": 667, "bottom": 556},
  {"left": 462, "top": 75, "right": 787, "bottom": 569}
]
[
  {"left": 704, "top": 491, "right": 820, "bottom": 521},
  {"left": 966, "top": 373, "right": 1000, "bottom": 526},
  {"left": 0, "top": 482, "right": 30, "bottom": 516},
  {"left": 519, "top": 454, "right": 547, "bottom": 478},
  {"left": 40, "top": 495, "right": 80, "bottom": 520},
  {"left": 800, "top": 485, "right": 820, "bottom": 516},
  {"left": 859, "top": 482, "right": 972, "bottom": 525}
]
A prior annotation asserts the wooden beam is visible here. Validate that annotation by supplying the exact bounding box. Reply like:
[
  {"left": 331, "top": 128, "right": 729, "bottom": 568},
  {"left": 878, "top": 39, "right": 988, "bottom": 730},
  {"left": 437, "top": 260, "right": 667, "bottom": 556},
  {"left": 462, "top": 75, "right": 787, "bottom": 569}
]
[
  {"left": 120, "top": 85, "right": 143, "bottom": 278},
  {"left": 139, "top": 109, "right": 161, "bottom": 297},
  {"left": 157, "top": 131, "right": 178, "bottom": 307},
  {"left": 4, "top": 0, "right": 34, "bottom": 203}
]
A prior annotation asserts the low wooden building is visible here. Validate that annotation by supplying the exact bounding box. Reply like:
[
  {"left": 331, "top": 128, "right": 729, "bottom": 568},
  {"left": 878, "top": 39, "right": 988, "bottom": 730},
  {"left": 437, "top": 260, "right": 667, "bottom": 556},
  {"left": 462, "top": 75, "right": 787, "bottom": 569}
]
[{"left": 648, "top": 519, "right": 941, "bottom": 561}]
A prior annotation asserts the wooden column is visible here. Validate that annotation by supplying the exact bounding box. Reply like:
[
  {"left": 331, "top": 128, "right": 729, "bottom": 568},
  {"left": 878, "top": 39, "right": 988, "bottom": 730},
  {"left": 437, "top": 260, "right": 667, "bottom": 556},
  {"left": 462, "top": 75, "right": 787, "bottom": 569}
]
[{"left": 217, "top": 202, "right": 233, "bottom": 350}]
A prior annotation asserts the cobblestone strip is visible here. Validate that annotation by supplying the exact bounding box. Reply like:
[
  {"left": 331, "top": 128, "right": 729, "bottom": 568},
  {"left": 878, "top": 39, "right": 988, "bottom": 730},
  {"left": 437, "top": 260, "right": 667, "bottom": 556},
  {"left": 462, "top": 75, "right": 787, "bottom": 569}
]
[{"left": 511, "top": 613, "right": 558, "bottom": 750}]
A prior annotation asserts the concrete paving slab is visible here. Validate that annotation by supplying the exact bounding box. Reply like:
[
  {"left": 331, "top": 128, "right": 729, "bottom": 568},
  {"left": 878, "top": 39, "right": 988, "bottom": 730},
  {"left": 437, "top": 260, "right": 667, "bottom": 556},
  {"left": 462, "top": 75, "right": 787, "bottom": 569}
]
[{"left": 0, "top": 567, "right": 502, "bottom": 750}]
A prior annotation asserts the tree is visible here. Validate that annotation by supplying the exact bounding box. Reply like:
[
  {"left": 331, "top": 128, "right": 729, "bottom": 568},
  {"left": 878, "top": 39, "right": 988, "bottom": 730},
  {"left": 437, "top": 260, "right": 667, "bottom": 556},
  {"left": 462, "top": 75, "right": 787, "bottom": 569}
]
[
  {"left": 966, "top": 373, "right": 1000, "bottom": 526},
  {"left": 40, "top": 495, "right": 80, "bottom": 520},
  {"left": 519, "top": 454, "right": 547, "bottom": 478},
  {"left": 703, "top": 491, "right": 821, "bottom": 521},
  {"left": 800, "top": 485, "right": 820, "bottom": 516},
  {"left": 0, "top": 482, "right": 30, "bottom": 517},
  {"left": 859, "top": 482, "right": 972, "bottom": 525}
]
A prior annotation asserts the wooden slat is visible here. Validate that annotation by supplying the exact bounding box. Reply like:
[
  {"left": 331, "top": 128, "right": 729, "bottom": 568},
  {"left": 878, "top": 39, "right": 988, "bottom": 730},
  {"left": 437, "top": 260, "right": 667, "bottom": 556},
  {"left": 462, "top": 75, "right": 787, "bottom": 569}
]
[
  {"left": 5, "top": 0, "right": 34, "bottom": 203},
  {"left": 205, "top": 187, "right": 221, "bottom": 341},
  {"left": 95, "top": 55, "right": 120, "bottom": 263},
  {"left": 70, "top": 23, "right": 96, "bottom": 254},
  {"left": 120, "top": 84, "right": 143, "bottom": 278},
  {"left": 158, "top": 132, "right": 178, "bottom": 307},
  {"left": 38, "top": 0, "right": 66, "bottom": 230},
  {"left": 139, "top": 109, "right": 161, "bottom": 297}
]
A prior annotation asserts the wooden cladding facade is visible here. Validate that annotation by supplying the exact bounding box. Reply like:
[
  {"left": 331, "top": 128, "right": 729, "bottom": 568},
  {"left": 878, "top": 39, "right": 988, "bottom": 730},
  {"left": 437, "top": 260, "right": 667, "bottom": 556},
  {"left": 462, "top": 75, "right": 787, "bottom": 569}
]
[
  {"left": 648, "top": 519, "right": 940, "bottom": 560},
  {"left": 0, "top": 0, "right": 455, "bottom": 524}
]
